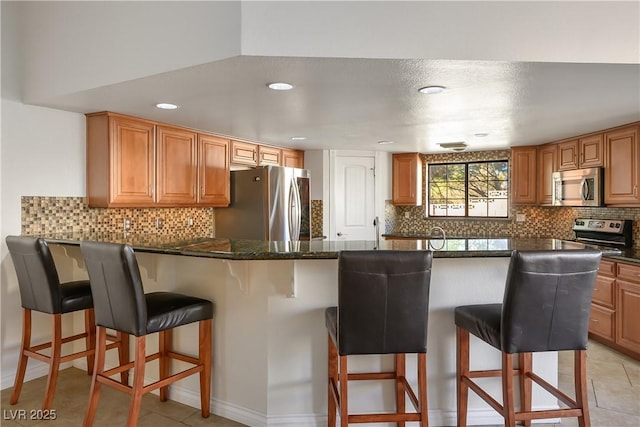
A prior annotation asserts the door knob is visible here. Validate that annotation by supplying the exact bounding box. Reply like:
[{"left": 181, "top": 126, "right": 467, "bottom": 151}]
[{"left": 337, "top": 232, "right": 347, "bottom": 237}]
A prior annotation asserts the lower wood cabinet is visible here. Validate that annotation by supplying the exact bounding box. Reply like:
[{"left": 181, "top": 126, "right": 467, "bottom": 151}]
[{"left": 589, "top": 259, "right": 640, "bottom": 359}]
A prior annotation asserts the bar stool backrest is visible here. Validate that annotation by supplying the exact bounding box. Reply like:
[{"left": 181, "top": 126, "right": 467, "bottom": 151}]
[
  {"left": 501, "top": 249, "right": 601, "bottom": 354},
  {"left": 6, "top": 236, "right": 63, "bottom": 314},
  {"left": 81, "top": 241, "right": 148, "bottom": 336},
  {"left": 338, "top": 250, "right": 432, "bottom": 355}
]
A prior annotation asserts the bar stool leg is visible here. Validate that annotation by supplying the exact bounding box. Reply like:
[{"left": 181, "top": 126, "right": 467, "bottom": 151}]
[
  {"left": 127, "top": 336, "right": 146, "bottom": 427},
  {"left": 85, "top": 309, "right": 96, "bottom": 375},
  {"left": 502, "top": 352, "right": 516, "bottom": 427},
  {"left": 327, "top": 335, "right": 337, "bottom": 427},
  {"left": 395, "top": 353, "right": 406, "bottom": 427},
  {"left": 159, "top": 329, "right": 172, "bottom": 402},
  {"left": 575, "top": 350, "right": 590, "bottom": 427},
  {"left": 199, "top": 319, "right": 212, "bottom": 418},
  {"left": 118, "top": 332, "right": 130, "bottom": 385},
  {"left": 42, "top": 314, "right": 62, "bottom": 410},
  {"left": 456, "top": 327, "right": 469, "bottom": 427},
  {"left": 519, "top": 352, "right": 532, "bottom": 427},
  {"left": 339, "top": 355, "right": 348, "bottom": 427},
  {"left": 418, "top": 353, "right": 429, "bottom": 427},
  {"left": 84, "top": 327, "right": 107, "bottom": 427},
  {"left": 10, "top": 308, "right": 32, "bottom": 405}
]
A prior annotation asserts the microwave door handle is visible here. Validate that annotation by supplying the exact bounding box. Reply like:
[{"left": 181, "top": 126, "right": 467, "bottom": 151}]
[{"left": 580, "top": 178, "right": 589, "bottom": 201}]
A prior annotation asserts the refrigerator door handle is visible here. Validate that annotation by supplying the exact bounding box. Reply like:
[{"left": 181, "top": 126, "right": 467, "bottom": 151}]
[{"left": 288, "top": 179, "right": 299, "bottom": 240}]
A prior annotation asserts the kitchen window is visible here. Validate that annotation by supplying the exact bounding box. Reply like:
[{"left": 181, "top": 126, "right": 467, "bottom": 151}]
[{"left": 427, "top": 160, "right": 509, "bottom": 218}]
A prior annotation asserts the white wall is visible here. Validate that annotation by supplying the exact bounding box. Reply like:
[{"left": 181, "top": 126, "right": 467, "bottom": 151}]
[
  {"left": 18, "top": 1, "right": 241, "bottom": 103},
  {"left": 0, "top": 98, "right": 85, "bottom": 387},
  {"left": 241, "top": 1, "right": 639, "bottom": 64}
]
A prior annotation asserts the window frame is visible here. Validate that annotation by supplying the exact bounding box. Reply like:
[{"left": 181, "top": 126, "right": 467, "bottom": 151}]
[{"left": 426, "top": 159, "right": 509, "bottom": 218}]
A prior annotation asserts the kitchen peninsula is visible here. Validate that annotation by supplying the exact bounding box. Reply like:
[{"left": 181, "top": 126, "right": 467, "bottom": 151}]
[{"left": 38, "top": 235, "right": 608, "bottom": 427}]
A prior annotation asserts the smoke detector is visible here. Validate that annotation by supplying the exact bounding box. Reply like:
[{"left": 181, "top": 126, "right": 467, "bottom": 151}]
[{"left": 438, "top": 142, "right": 467, "bottom": 152}]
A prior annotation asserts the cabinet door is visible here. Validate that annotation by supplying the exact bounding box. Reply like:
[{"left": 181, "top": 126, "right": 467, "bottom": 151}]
[
  {"left": 605, "top": 125, "right": 640, "bottom": 204},
  {"left": 198, "top": 134, "right": 230, "bottom": 206},
  {"left": 579, "top": 134, "right": 604, "bottom": 168},
  {"left": 616, "top": 279, "right": 640, "bottom": 354},
  {"left": 557, "top": 139, "right": 578, "bottom": 171},
  {"left": 392, "top": 153, "right": 422, "bottom": 206},
  {"left": 590, "top": 303, "right": 615, "bottom": 341},
  {"left": 156, "top": 125, "right": 197, "bottom": 205},
  {"left": 230, "top": 140, "right": 258, "bottom": 166},
  {"left": 258, "top": 145, "right": 281, "bottom": 166},
  {"left": 282, "top": 148, "right": 304, "bottom": 168},
  {"left": 110, "top": 116, "right": 156, "bottom": 206},
  {"left": 511, "top": 146, "right": 537, "bottom": 205},
  {"left": 537, "top": 144, "right": 556, "bottom": 205}
]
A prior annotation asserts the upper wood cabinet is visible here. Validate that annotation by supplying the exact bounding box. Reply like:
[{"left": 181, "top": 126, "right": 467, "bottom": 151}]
[
  {"left": 198, "top": 134, "right": 230, "bottom": 206},
  {"left": 605, "top": 124, "right": 640, "bottom": 205},
  {"left": 156, "top": 125, "right": 197, "bottom": 205},
  {"left": 86, "top": 112, "right": 155, "bottom": 207},
  {"left": 511, "top": 146, "right": 537, "bottom": 205},
  {"left": 282, "top": 148, "right": 305, "bottom": 168},
  {"left": 557, "top": 139, "right": 579, "bottom": 171},
  {"left": 258, "top": 145, "right": 281, "bottom": 166},
  {"left": 537, "top": 144, "right": 556, "bottom": 205},
  {"left": 392, "top": 153, "right": 422, "bottom": 206},
  {"left": 230, "top": 140, "right": 258, "bottom": 167},
  {"left": 87, "top": 112, "right": 231, "bottom": 208},
  {"left": 579, "top": 133, "right": 604, "bottom": 168}
]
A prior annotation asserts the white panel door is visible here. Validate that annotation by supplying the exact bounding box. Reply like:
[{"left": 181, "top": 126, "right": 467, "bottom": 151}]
[{"left": 334, "top": 155, "right": 375, "bottom": 241}]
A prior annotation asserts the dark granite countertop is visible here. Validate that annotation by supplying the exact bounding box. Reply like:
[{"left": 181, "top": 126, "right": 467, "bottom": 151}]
[
  {"left": 383, "top": 233, "right": 640, "bottom": 265},
  {"left": 23, "top": 232, "right": 637, "bottom": 261}
]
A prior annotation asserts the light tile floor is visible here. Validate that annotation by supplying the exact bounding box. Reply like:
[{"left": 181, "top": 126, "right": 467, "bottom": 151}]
[{"left": 1, "top": 340, "right": 638, "bottom": 426}]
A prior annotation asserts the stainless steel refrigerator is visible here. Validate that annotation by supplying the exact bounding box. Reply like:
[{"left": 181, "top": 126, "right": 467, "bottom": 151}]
[{"left": 216, "top": 166, "right": 311, "bottom": 241}]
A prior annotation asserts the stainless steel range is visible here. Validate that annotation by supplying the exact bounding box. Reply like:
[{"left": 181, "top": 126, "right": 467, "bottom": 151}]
[{"left": 572, "top": 218, "right": 633, "bottom": 255}]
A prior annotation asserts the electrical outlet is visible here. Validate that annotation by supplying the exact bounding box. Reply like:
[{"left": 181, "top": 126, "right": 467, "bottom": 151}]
[
  {"left": 187, "top": 217, "right": 194, "bottom": 227},
  {"left": 156, "top": 218, "right": 164, "bottom": 229},
  {"left": 404, "top": 212, "right": 410, "bottom": 219},
  {"left": 123, "top": 218, "right": 131, "bottom": 230},
  {"left": 516, "top": 213, "right": 526, "bottom": 223}
]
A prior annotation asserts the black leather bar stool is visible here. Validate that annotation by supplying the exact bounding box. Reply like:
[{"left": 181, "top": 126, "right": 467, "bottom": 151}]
[
  {"left": 5, "top": 236, "right": 128, "bottom": 410},
  {"left": 80, "top": 241, "right": 213, "bottom": 427},
  {"left": 455, "top": 249, "right": 601, "bottom": 427},
  {"left": 325, "top": 250, "right": 433, "bottom": 426}
]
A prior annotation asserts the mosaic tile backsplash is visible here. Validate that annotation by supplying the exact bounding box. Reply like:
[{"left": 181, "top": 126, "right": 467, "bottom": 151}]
[
  {"left": 21, "top": 196, "right": 325, "bottom": 240},
  {"left": 386, "top": 150, "right": 640, "bottom": 248},
  {"left": 22, "top": 196, "right": 214, "bottom": 238}
]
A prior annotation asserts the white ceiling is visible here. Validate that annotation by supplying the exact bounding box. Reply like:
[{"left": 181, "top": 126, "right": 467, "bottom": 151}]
[
  {"left": 7, "top": 1, "right": 640, "bottom": 154},
  {"left": 40, "top": 56, "right": 640, "bottom": 153}
]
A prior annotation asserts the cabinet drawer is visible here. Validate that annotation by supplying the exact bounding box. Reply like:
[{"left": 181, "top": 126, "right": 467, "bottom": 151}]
[
  {"left": 598, "top": 259, "right": 616, "bottom": 277},
  {"left": 617, "top": 262, "right": 640, "bottom": 284},
  {"left": 589, "top": 304, "right": 615, "bottom": 340},
  {"left": 592, "top": 275, "right": 615, "bottom": 308}
]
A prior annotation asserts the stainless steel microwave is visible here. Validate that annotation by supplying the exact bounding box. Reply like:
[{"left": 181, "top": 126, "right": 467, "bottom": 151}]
[{"left": 551, "top": 168, "right": 604, "bottom": 207}]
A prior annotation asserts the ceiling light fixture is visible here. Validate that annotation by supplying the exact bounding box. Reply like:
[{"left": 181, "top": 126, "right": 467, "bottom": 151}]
[
  {"left": 267, "top": 82, "right": 294, "bottom": 91},
  {"left": 418, "top": 85, "right": 446, "bottom": 95},
  {"left": 377, "top": 140, "right": 394, "bottom": 145},
  {"left": 155, "top": 103, "right": 179, "bottom": 110},
  {"left": 291, "top": 136, "right": 307, "bottom": 141},
  {"left": 438, "top": 142, "right": 467, "bottom": 151}
]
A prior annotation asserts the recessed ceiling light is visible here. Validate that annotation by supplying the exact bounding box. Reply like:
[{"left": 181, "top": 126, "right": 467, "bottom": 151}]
[
  {"left": 418, "top": 85, "right": 446, "bottom": 95},
  {"left": 267, "top": 82, "right": 294, "bottom": 91},
  {"left": 156, "top": 103, "right": 179, "bottom": 110},
  {"left": 290, "top": 136, "right": 307, "bottom": 141},
  {"left": 377, "top": 140, "right": 394, "bottom": 145},
  {"left": 474, "top": 133, "right": 489, "bottom": 138}
]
